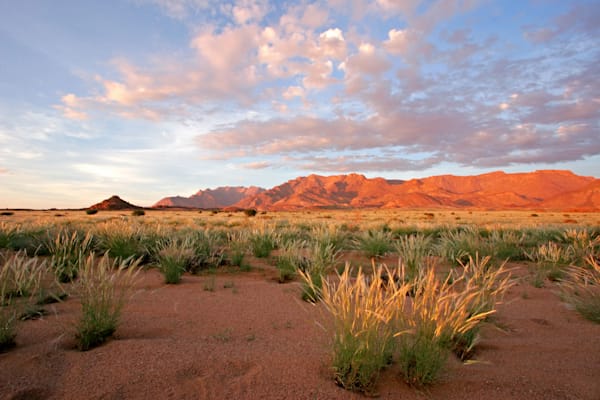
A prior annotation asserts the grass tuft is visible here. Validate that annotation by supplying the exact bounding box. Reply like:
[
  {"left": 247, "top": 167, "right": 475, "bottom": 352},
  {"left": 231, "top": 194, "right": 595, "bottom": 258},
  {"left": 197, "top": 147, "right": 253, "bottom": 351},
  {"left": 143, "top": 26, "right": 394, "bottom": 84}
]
[
  {"left": 560, "top": 255, "right": 600, "bottom": 323},
  {"left": 302, "top": 263, "right": 409, "bottom": 395},
  {"left": 75, "top": 253, "right": 140, "bottom": 351}
]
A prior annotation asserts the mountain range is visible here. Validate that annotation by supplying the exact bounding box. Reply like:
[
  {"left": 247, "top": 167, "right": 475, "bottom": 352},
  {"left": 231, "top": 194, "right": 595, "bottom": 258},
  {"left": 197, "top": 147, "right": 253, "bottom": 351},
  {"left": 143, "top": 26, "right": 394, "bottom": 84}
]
[{"left": 150, "top": 170, "right": 600, "bottom": 211}]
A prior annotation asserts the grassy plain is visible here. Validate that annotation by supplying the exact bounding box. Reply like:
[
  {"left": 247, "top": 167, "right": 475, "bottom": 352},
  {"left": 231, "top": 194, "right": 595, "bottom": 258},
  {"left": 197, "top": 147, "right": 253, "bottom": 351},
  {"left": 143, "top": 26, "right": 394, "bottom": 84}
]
[{"left": 0, "top": 208, "right": 599, "bottom": 398}]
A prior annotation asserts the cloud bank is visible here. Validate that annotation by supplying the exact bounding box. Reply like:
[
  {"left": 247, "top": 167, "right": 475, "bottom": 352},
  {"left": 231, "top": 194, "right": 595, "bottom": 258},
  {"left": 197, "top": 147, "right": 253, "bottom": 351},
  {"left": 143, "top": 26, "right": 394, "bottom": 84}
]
[{"left": 60, "top": 0, "right": 600, "bottom": 173}]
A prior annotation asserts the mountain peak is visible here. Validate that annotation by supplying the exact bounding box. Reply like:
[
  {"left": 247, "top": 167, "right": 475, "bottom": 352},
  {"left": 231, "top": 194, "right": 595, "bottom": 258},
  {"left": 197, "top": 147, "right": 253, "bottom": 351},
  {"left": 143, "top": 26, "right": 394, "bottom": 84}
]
[{"left": 89, "top": 195, "right": 142, "bottom": 210}]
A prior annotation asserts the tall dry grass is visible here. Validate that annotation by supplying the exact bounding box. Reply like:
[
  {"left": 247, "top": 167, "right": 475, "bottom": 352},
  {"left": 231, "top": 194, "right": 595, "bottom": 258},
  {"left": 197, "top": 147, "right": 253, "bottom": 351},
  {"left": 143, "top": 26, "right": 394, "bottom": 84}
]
[{"left": 301, "top": 263, "right": 410, "bottom": 395}]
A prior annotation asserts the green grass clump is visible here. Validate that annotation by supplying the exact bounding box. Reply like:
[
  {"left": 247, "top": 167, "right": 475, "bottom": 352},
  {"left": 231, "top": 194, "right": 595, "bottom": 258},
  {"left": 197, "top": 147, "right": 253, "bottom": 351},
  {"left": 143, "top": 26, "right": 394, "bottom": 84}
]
[
  {"left": 275, "top": 240, "right": 306, "bottom": 283},
  {"left": 187, "top": 229, "right": 225, "bottom": 272},
  {"left": 355, "top": 230, "right": 393, "bottom": 258},
  {"left": 0, "top": 304, "right": 17, "bottom": 352},
  {"left": 301, "top": 241, "right": 340, "bottom": 302},
  {"left": 85, "top": 209, "right": 98, "bottom": 215},
  {"left": 487, "top": 229, "right": 527, "bottom": 261},
  {"left": 95, "top": 221, "right": 147, "bottom": 262},
  {"left": 397, "top": 268, "right": 492, "bottom": 386},
  {"left": 153, "top": 237, "right": 195, "bottom": 284},
  {"left": 436, "top": 226, "right": 485, "bottom": 266},
  {"left": 526, "top": 241, "right": 570, "bottom": 284},
  {"left": 0, "top": 267, "right": 18, "bottom": 351},
  {"left": 249, "top": 229, "right": 277, "bottom": 258},
  {"left": 47, "top": 230, "right": 93, "bottom": 282},
  {"left": 0, "top": 222, "right": 19, "bottom": 249},
  {"left": 227, "top": 231, "right": 249, "bottom": 269},
  {"left": 560, "top": 255, "right": 600, "bottom": 323},
  {"left": 75, "top": 253, "right": 140, "bottom": 351},
  {"left": 394, "top": 233, "right": 432, "bottom": 281}
]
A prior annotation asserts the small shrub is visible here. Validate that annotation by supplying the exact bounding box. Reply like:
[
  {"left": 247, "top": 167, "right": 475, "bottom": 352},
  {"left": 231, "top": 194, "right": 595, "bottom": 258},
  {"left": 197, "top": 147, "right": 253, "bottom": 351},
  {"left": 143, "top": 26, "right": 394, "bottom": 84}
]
[
  {"left": 86, "top": 209, "right": 98, "bottom": 215},
  {"left": 0, "top": 211, "right": 14, "bottom": 216},
  {"left": 75, "top": 253, "right": 140, "bottom": 351},
  {"left": 131, "top": 209, "right": 145, "bottom": 216},
  {"left": 243, "top": 209, "right": 257, "bottom": 217}
]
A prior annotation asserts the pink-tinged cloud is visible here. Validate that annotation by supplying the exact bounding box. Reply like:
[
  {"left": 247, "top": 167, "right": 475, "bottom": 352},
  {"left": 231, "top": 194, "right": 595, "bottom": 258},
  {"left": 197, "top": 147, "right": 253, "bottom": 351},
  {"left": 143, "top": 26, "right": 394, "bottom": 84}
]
[
  {"left": 242, "top": 161, "right": 271, "bottom": 169},
  {"left": 0, "top": 167, "right": 8, "bottom": 174}
]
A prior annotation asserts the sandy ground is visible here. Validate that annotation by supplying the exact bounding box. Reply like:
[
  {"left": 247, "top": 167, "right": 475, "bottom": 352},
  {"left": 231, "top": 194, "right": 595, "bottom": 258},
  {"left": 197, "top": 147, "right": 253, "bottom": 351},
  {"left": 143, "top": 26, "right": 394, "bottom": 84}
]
[{"left": 1, "top": 262, "right": 599, "bottom": 400}]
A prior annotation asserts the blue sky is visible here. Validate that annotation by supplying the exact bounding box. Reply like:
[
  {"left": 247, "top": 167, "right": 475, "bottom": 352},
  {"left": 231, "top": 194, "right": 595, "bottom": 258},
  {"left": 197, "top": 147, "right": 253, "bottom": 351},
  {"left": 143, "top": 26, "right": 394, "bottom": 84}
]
[{"left": 1, "top": 0, "right": 598, "bottom": 208}]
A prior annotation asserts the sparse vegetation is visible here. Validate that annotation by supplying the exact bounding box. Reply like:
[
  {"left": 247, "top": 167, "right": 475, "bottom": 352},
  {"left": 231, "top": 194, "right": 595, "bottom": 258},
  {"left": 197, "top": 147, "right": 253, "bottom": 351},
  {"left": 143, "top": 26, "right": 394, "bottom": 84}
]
[
  {"left": 560, "top": 255, "right": 600, "bottom": 323},
  {"left": 355, "top": 229, "right": 393, "bottom": 258},
  {"left": 75, "top": 253, "right": 140, "bottom": 351},
  {"left": 47, "top": 230, "right": 93, "bottom": 282},
  {"left": 394, "top": 233, "right": 432, "bottom": 281},
  {"left": 301, "top": 264, "right": 409, "bottom": 395},
  {"left": 275, "top": 240, "right": 306, "bottom": 283},
  {"left": 0, "top": 209, "right": 598, "bottom": 395},
  {"left": 249, "top": 228, "right": 277, "bottom": 258},
  {"left": 153, "top": 237, "right": 195, "bottom": 284}
]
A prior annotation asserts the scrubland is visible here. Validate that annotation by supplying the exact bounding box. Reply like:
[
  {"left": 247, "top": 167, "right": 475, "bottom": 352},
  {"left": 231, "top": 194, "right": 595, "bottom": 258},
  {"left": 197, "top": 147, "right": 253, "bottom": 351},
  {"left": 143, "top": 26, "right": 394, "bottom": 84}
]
[{"left": 0, "top": 208, "right": 599, "bottom": 399}]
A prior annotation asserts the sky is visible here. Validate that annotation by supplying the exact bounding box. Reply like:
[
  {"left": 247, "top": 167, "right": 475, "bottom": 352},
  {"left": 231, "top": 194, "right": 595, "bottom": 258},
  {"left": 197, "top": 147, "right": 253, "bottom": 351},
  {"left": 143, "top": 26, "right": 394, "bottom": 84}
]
[{"left": 0, "top": 0, "right": 599, "bottom": 208}]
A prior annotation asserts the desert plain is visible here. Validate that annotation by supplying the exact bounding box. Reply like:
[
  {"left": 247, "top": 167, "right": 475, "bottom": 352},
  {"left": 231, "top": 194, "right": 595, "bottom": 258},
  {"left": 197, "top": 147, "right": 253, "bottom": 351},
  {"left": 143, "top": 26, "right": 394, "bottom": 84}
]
[{"left": 0, "top": 208, "right": 599, "bottom": 400}]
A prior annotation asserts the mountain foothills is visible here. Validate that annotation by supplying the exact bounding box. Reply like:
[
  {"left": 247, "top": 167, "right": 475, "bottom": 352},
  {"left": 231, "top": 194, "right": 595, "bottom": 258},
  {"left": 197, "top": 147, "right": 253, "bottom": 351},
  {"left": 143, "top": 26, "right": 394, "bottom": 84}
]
[
  {"left": 147, "top": 170, "right": 600, "bottom": 212},
  {"left": 153, "top": 186, "right": 264, "bottom": 209}
]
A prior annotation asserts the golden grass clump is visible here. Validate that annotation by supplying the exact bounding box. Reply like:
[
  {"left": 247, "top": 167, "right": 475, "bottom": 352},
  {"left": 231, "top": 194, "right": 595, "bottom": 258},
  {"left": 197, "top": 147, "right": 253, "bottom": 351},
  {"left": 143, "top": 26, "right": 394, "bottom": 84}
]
[{"left": 302, "top": 263, "right": 410, "bottom": 395}]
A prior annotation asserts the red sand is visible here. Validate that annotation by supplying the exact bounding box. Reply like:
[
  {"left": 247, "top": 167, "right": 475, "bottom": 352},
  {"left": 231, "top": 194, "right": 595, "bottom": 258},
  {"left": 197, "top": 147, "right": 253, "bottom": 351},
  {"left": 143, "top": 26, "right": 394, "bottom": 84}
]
[{"left": 1, "top": 265, "right": 599, "bottom": 400}]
